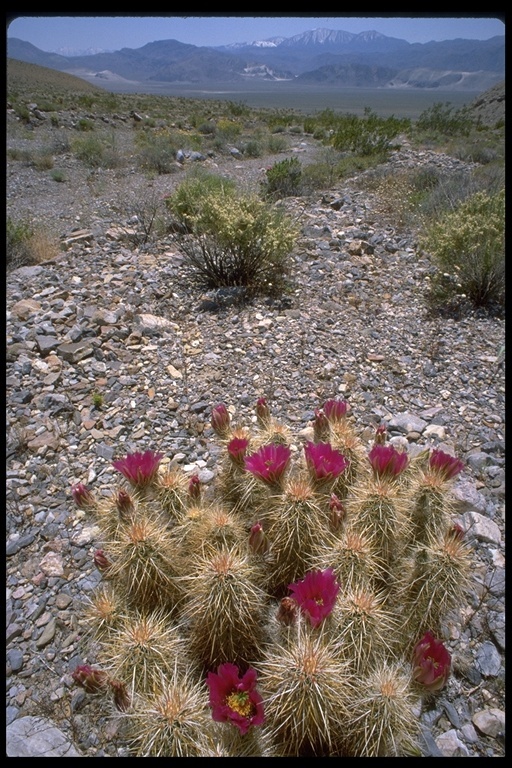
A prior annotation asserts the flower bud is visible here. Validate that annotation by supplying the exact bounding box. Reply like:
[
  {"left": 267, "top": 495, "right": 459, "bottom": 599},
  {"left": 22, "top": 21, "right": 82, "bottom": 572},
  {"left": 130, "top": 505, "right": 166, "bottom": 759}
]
[
  {"left": 188, "top": 473, "right": 201, "bottom": 501},
  {"left": 329, "top": 493, "right": 346, "bottom": 531},
  {"left": 72, "top": 664, "right": 109, "bottom": 693},
  {"left": 71, "top": 483, "right": 95, "bottom": 510},
  {"left": 115, "top": 489, "right": 134, "bottom": 519},
  {"left": 93, "top": 549, "right": 112, "bottom": 574},
  {"left": 249, "top": 522, "right": 268, "bottom": 554},
  {"left": 109, "top": 678, "right": 130, "bottom": 712},
  {"left": 276, "top": 596, "right": 297, "bottom": 626},
  {"left": 256, "top": 397, "right": 271, "bottom": 428},
  {"left": 211, "top": 403, "right": 231, "bottom": 438},
  {"left": 313, "top": 408, "right": 329, "bottom": 442}
]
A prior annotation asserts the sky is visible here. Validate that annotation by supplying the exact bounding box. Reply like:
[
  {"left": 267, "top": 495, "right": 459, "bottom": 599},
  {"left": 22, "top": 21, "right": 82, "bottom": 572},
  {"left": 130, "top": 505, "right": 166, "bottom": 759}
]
[{"left": 6, "top": 13, "right": 505, "bottom": 53}]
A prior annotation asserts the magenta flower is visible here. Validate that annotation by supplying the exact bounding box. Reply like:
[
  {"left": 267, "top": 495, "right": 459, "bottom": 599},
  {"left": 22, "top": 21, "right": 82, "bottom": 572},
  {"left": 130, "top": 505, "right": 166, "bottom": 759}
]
[
  {"left": 211, "top": 403, "right": 231, "bottom": 438},
  {"left": 227, "top": 436, "right": 250, "bottom": 467},
  {"left": 72, "top": 664, "right": 109, "bottom": 694},
  {"left": 244, "top": 443, "right": 291, "bottom": 487},
  {"left": 288, "top": 568, "right": 340, "bottom": 628},
  {"left": 71, "top": 483, "right": 95, "bottom": 509},
  {"left": 368, "top": 444, "right": 409, "bottom": 479},
  {"left": 206, "top": 663, "right": 265, "bottom": 734},
  {"left": 112, "top": 450, "right": 163, "bottom": 488},
  {"left": 412, "top": 631, "right": 451, "bottom": 692},
  {"left": 313, "top": 408, "right": 330, "bottom": 442},
  {"left": 304, "top": 441, "right": 348, "bottom": 484},
  {"left": 256, "top": 397, "right": 271, "bottom": 428},
  {"left": 429, "top": 449, "right": 464, "bottom": 481},
  {"left": 323, "top": 398, "right": 349, "bottom": 422}
]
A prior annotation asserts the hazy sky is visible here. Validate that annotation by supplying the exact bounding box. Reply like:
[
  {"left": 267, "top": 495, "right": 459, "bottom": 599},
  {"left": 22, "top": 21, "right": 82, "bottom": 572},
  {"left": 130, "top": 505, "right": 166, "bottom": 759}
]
[{"left": 6, "top": 13, "right": 505, "bottom": 52}]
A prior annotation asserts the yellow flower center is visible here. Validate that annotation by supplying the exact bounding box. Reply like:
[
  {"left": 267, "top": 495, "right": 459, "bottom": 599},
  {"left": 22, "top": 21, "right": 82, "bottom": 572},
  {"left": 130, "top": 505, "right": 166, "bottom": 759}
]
[{"left": 226, "top": 690, "right": 253, "bottom": 718}]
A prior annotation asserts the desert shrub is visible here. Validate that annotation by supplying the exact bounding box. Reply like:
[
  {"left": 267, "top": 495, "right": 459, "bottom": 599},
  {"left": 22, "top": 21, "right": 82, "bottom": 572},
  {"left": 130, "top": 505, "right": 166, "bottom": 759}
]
[
  {"left": 7, "top": 216, "right": 59, "bottom": 271},
  {"left": 227, "top": 100, "right": 250, "bottom": 117},
  {"left": 421, "top": 189, "right": 504, "bottom": 314},
  {"left": 51, "top": 169, "right": 66, "bottom": 182},
  {"left": 266, "top": 134, "right": 289, "bottom": 153},
  {"left": 242, "top": 139, "right": 262, "bottom": 158},
  {"left": 135, "top": 133, "right": 180, "bottom": 175},
  {"left": 172, "top": 191, "right": 298, "bottom": 298},
  {"left": 415, "top": 102, "right": 473, "bottom": 138},
  {"left": 261, "top": 157, "right": 303, "bottom": 199},
  {"left": 32, "top": 150, "right": 54, "bottom": 171},
  {"left": 72, "top": 133, "right": 121, "bottom": 169},
  {"left": 331, "top": 109, "right": 408, "bottom": 156},
  {"left": 216, "top": 119, "right": 241, "bottom": 143},
  {"left": 164, "top": 169, "right": 237, "bottom": 231},
  {"left": 76, "top": 117, "right": 95, "bottom": 132}
]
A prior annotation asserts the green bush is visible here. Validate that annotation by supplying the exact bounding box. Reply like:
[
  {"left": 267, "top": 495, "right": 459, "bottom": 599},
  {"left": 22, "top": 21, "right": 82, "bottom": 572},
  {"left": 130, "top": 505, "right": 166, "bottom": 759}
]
[
  {"left": 72, "top": 133, "right": 121, "bottom": 169},
  {"left": 261, "top": 157, "right": 303, "bottom": 199},
  {"left": 415, "top": 102, "right": 473, "bottom": 137},
  {"left": 6, "top": 216, "right": 59, "bottom": 271},
  {"left": 135, "top": 133, "right": 179, "bottom": 175},
  {"left": 242, "top": 139, "right": 262, "bottom": 158},
  {"left": 266, "top": 134, "right": 289, "bottom": 154},
  {"left": 164, "top": 169, "right": 237, "bottom": 230},
  {"left": 331, "top": 109, "right": 408, "bottom": 156},
  {"left": 421, "top": 189, "right": 505, "bottom": 314},
  {"left": 172, "top": 190, "right": 298, "bottom": 298}
]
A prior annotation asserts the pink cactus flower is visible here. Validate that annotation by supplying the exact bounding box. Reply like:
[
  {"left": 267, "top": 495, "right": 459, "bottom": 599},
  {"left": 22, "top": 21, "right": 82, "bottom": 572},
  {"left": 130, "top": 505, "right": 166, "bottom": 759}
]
[
  {"left": 112, "top": 450, "right": 163, "bottom": 488},
  {"left": 429, "top": 449, "right": 464, "bottom": 481},
  {"left": 323, "top": 398, "right": 349, "bottom": 422},
  {"left": 206, "top": 663, "right": 265, "bottom": 734},
  {"left": 227, "top": 436, "right": 250, "bottom": 467},
  {"left": 244, "top": 443, "right": 291, "bottom": 487},
  {"left": 304, "top": 441, "right": 348, "bottom": 484},
  {"left": 368, "top": 444, "right": 409, "bottom": 479},
  {"left": 288, "top": 568, "right": 341, "bottom": 628},
  {"left": 211, "top": 403, "right": 231, "bottom": 438},
  {"left": 412, "top": 631, "right": 451, "bottom": 692}
]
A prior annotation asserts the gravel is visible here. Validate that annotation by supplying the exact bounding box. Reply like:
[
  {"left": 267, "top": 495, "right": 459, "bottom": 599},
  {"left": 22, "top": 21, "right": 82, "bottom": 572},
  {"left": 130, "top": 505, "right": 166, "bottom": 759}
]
[{"left": 6, "top": 106, "right": 505, "bottom": 757}]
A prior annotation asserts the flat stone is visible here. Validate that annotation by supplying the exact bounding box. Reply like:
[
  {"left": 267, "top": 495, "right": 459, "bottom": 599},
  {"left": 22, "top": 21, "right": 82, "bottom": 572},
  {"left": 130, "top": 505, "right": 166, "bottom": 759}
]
[{"left": 6, "top": 716, "right": 82, "bottom": 757}]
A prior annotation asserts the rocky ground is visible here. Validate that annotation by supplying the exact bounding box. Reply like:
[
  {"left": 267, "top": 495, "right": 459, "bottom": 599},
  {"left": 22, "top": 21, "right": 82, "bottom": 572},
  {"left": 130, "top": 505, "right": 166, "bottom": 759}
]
[{"left": 6, "top": 106, "right": 505, "bottom": 757}]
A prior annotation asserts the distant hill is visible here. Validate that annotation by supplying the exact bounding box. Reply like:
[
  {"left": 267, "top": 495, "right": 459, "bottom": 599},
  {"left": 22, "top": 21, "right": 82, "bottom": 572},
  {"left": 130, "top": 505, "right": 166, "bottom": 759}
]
[
  {"left": 7, "top": 29, "right": 504, "bottom": 92},
  {"left": 6, "top": 57, "right": 106, "bottom": 95}
]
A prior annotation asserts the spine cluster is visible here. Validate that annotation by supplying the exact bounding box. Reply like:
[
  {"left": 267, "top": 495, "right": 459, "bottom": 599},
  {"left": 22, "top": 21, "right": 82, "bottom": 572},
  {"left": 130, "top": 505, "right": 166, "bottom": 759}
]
[{"left": 71, "top": 398, "right": 472, "bottom": 756}]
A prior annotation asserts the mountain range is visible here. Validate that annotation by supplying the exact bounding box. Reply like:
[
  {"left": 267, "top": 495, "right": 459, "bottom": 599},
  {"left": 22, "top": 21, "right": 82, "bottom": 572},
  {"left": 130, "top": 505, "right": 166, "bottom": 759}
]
[{"left": 7, "top": 28, "right": 505, "bottom": 92}]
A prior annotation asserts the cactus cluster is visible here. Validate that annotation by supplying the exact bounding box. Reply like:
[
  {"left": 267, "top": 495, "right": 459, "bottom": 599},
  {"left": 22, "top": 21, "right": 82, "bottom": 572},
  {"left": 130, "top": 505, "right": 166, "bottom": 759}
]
[{"left": 71, "top": 397, "right": 472, "bottom": 756}]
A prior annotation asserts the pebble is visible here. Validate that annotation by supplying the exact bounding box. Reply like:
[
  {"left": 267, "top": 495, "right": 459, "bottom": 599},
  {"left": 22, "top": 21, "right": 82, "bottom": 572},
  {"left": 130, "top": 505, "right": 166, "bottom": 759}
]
[{"left": 6, "top": 116, "right": 505, "bottom": 758}]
